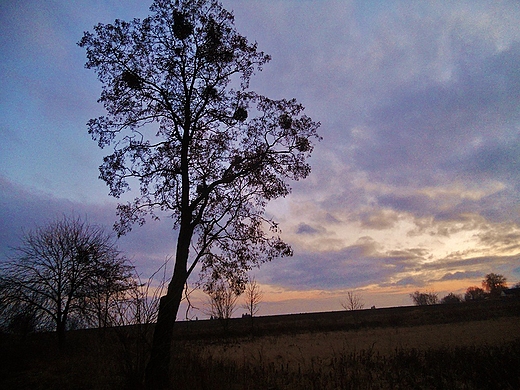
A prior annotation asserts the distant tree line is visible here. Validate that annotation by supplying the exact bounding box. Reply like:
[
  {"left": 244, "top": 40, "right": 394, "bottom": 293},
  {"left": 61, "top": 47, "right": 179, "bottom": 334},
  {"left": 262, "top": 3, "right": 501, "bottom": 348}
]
[{"left": 410, "top": 273, "right": 518, "bottom": 306}]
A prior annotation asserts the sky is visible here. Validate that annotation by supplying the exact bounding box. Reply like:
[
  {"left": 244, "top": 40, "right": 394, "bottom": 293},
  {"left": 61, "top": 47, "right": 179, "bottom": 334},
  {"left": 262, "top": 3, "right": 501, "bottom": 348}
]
[{"left": 1, "top": 0, "right": 520, "bottom": 318}]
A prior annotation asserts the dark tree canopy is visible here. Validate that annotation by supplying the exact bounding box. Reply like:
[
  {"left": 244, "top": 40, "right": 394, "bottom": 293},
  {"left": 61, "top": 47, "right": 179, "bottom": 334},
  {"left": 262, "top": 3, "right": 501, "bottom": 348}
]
[
  {"left": 79, "top": 0, "right": 320, "bottom": 290},
  {"left": 410, "top": 291, "right": 439, "bottom": 306},
  {"left": 79, "top": 0, "right": 320, "bottom": 387},
  {"left": 440, "top": 292, "right": 462, "bottom": 304},
  {"left": 482, "top": 273, "right": 507, "bottom": 298},
  {"left": 464, "top": 286, "right": 486, "bottom": 301}
]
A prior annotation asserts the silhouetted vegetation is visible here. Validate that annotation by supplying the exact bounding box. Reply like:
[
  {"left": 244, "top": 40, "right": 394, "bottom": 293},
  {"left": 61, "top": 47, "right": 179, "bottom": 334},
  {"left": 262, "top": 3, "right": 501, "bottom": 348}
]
[
  {"left": 79, "top": 0, "right": 320, "bottom": 386},
  {"left": 1, "top": 299, "right": 519, "bottom": 390},
  {"left": 465, "top": 286, "right": 487, "bottom": 301},
  {"left": 440, "top": 292, "right": 463, "bottom": 304},
  {"left": 411, "top": 273, "right": 515, "bottom": 306},
  {"left": 410, "top": 290, "right": 438, "bottom": 306},
  {"left": 205, "top": 279, "right": 239, "bottom": 332},
  {"left": 340, "top": 291, "right": 365, "bottom": 311},
  {"left": 482, "top": 272, "right": 508, "bottom": 298},
  {"left": 0, "top": 216, "right": 133, "bottom": 345},
  {"left": 168, "top": 340, "right": 520, "bottom": 390},
  {"left": 242, "top": 277, "right": 263, "bottom": 318}
]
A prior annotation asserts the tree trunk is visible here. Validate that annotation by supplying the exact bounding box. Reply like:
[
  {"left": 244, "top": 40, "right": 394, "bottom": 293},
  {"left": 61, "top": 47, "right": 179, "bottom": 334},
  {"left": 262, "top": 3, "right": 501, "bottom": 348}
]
[
  {"left": 144, "top": 223, "right": 192, "bottom": 389},
  {"left": 56, "top": 318, "right": 66, "bottom": 349},
  {"left": 144, "top": 284, "right": 183, "bottom": 389},
  {"left": 145, "top": 116, "right": 193, "bottom": 389}
]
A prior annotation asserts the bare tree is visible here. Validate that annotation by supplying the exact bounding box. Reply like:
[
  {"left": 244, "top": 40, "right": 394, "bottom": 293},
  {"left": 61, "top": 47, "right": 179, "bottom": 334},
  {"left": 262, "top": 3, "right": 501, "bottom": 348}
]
[
  {"left": 0, "top": 216, "right": 133, "bottom": 345},
  {"left": 242, "top": 277, "right": 263, "bottom": 318},
  {"left": 341, "top": 291, "right": 365, "bottom": 311},
  {"left": 205, "top": 279, "right": 239, "bottom": 323},
  {"left": 410, "top": 291, "right": 439, "bottom": 306},
  {"left": 108, "top": 260, "right": 169, "bottom": 384},
  {"left": 83, "top": 258, "right": 137, "bottom": 329},
  {"left": 79, "top": 0, "right": 320, "bottom": 386},
  {"left": 110, "top": 260, "right": 169, "bottom": 328}
]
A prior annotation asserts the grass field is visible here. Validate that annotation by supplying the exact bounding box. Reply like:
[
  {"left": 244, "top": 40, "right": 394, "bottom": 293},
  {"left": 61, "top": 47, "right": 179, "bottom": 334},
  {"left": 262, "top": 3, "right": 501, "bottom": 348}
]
[
  {"left": 171, "top": 316, "right": 520, "bottom": 389},
  {"left": 193, "top": 317, "right": 520, "bottom": 363},
  {"left": 1, "top": 300, "right": 519, "bottom": 389}
]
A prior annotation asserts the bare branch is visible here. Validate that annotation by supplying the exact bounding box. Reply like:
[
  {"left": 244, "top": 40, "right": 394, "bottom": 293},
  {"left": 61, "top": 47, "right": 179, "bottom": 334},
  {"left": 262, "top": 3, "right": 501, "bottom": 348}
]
[
  {"left": 242, "top": 277, "right": 263, "bottom": 317},
  {"left": 340, "top": 291, "right": 365, "bottom": 311},
  {"left": 0, "top": 215, "right": 134, "bottom": 343}
]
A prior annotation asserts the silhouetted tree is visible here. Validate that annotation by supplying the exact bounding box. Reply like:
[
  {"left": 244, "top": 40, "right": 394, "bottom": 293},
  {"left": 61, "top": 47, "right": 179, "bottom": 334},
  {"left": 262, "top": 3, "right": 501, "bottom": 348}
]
[
  {"left": 83, "top": 256, "right": 136, "bottom": 329},
  {"left": 341, "top": 291, "right": 365, "bottom": 311},
  {"left": 464, "top": 286, "right": 487, "bottom": 302},
  {"left": 242, "top": 277, "right": 263, "bottom": 318},
  {"left": 0, "top": 302, "right": 42, "bottom": 336},
  {"left": 410, "top": 291, "right": 438, "bottom": 306},
  {"left": 79, "top": 0, "right": 320, "bottom": 387},
  {"left": 0, "top": 216, "right": 133, "bottom": 345},
  {"left": 205, "top": 279, "right": 239, "bottom": 329},
  {"left": 440, "top": 292, "right": 462, "bottom": 304},
  {"left": 482, "top": 273, "right": 507, "bottom": 298}
]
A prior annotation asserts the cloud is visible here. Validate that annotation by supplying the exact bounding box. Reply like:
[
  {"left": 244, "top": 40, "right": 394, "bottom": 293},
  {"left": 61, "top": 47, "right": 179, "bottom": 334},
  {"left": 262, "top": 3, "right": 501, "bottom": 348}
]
[
  {"left": 295, "top": 223, "right": 322, "bottom": 235},
  {"left": 272, "top": 2, "right": 520, "bottom": 233},
  {"left": 97, "top": 1, "right": 520, "bottom": 303},
  {"left": 440, "top": 271, "right": 483, "bottom": 281},
  {"left": 0, "top": 175, "right": 77, "bottom": 258},
  {"left": 259, "top": 236, "right": 428, "bottom": 290},
  {"left": 356, "top": 209, "right": 400, "bottom": 230},
  {"left": 392, "top": 277, "right": 425, "bottom": 288}
]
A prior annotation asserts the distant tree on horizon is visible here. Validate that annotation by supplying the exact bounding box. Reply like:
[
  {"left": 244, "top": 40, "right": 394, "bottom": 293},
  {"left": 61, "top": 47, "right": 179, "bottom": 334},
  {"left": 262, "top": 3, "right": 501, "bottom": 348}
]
[
  {"left": 341, "top": 291, "right": 365, "bottom": 311},
  {"left": 410, "top": 291, "right": 439, "bottom": 306},
  {"left": 440, "top": 292, "right": 463, "bottom": 304},
  {"left": 464, "top": 286, "right": 487, "bottom": 302},
  {"left": 205, "top": 279, "right": 239, "bottom": 325},
  {"left": 482, "top": 273, "right": 507, "bottom": 298},
  {"left": 242, "top": 277, "right": 263, "bottom": 318}
]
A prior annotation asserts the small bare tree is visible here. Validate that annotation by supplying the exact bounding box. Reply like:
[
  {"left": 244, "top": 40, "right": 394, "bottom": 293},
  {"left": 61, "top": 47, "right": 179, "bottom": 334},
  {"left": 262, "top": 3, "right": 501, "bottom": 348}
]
[
  {"left": 110, "top": 260, "right": 169, "bottom": 327},
  {"left": 108, "top": 260, "right": 169, "bottom": 385},
  {"left": 242, "top": 277, "right": 263, "bottom": 318},
  {"left": 205, "top": 280, "right": 239, "bottom": 329},
  {"left": 341, "top": 291, "right": 365, "bottom": 311}
]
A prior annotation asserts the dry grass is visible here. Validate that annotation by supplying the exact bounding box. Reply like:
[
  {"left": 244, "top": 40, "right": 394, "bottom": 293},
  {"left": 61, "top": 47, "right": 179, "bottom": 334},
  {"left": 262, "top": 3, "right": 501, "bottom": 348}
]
[
  {"left": 168, "top": 316, "right": 520, "bottom": 389},
  {"left": 1, "top": 302, "right": 519, "bottom": 389},
  {"left": 189, "top": 316, "right": 520, "bottom": 368}
]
